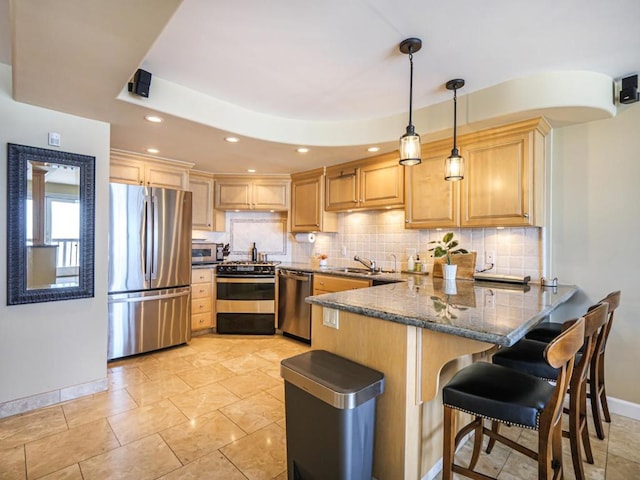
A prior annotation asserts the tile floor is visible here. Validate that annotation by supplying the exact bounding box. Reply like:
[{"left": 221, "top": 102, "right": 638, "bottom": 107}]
[{"left": 0, "top": 333, "right": 638, "bottom": 480}]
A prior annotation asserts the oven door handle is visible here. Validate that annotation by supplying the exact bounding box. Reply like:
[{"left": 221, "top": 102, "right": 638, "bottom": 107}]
[{"left": 217, "top": 277, "right": 275, "bottom": 284}]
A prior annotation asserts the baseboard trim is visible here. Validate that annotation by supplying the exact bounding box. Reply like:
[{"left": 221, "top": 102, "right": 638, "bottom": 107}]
[
  {"left": 608, "top": 396, "right": 640, "bottom": 421},
  {"left": 0, "top": 377, "right": 108, "bottom": 419}
]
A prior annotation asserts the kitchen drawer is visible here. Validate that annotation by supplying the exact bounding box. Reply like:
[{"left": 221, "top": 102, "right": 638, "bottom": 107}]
[
  {"left": 192, "top": 284, "right": 211, "bottom": 299},
  {"left": 191, "top": 311, "right": 213, "bottom": 330},
  {"left": 192, "top": 297, "right": 212, "bottom": 314},
  {"left": 313, "top": 274, "right": 371, "bottom": 293},
  {"left": 192, "top": 268, "right": 213, "bottom": 283}
]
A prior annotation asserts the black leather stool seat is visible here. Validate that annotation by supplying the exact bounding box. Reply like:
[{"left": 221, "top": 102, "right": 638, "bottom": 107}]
[
  {"left": 492, "top": 339, "right": 559, "bottom": 381},
  {"left": 525, "top": 322, "right": 563, "bottom": 343},
  {"left": 443, "top": 362, "right": 554, "bottom": 429}
]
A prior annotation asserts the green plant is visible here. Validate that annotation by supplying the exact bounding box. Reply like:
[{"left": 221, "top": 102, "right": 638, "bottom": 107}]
[
  {"left": 430, "top": 295, "right": 468, "bottom": 322},
  {"left": 428, "top": 232, "right": 468, "bottom": 265}
]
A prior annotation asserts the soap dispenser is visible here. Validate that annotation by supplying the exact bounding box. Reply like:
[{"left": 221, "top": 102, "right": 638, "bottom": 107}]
[{"left": 406, "top": 248, "right": 416, "bottom": 272}]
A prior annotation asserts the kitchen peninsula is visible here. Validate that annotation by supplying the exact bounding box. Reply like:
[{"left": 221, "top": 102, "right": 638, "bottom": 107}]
[{"left": 306, "top": 277, "right": 576, "bottom": 480}]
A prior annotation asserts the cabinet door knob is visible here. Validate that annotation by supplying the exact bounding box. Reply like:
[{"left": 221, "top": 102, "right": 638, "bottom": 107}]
[{"left": 523, "top": 213, "right": 529, "bottom": 218}]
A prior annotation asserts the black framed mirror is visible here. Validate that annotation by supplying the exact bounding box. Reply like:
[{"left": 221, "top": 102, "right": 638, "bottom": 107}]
[{"left": 7, "top": 143, "right": 95, "bottom": 305}]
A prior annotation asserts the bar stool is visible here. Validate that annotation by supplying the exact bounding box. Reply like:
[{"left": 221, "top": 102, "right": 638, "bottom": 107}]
[
  {"left": 489, "top": 303, "right": 608, "bottom": 480},
  {"left": 442, "top": 317, "right": 585, "bottom": 480},
  {"left": 526, "top": 290, "right": 621, "bottom": 439}
]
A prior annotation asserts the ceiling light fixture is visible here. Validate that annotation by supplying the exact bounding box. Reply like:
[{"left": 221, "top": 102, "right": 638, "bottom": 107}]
[
  {"left": 398, "top": 37, "right": 422, "bottom": 166},
  {"left": 247, "top": 169, "right": 256, "bottom": 173},
  {"left": 144, "top": 114, "right": 163, "bottom": 123},
  {"left": 225, "top": 136, "right": 239, "bottom": 143},
  {"left": 146, "top": 148, "right": 159, "bottom": 154},
  {"left": 297, "top": 147, "right": 309, "bottom": 153},
  {"left": 444, "top": 78, "right": 465, "bottom": 181}
]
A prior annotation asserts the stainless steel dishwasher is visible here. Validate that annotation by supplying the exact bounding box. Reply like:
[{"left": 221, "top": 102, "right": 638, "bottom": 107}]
[{"left": 278, "top": 269, "right": 313, "bottom": 343}]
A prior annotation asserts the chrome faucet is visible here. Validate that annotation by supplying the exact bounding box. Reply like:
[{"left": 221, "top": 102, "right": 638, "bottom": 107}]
[
  {"left": 389, "top": 253, "right": 397, "bottom": 273},
  {"left": 354, "top": 255, "right": 377, "bottom": 272}
]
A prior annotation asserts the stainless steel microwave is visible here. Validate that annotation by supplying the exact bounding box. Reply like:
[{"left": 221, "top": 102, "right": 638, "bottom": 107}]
[{"left": 192, "top": 242, "right": 224, "bottom": 264}]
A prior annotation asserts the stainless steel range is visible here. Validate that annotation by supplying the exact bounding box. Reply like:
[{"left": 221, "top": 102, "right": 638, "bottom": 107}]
[{"left": 216, "top": 262, "right": 277, "bottom": 334}]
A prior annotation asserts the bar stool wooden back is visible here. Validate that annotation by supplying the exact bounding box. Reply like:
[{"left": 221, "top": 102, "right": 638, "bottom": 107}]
[
  {"left": 588, "top": 290, "right": 621, "bottom": 438},
  {"left": 489, "top": 302, "right": 609, "bottom": 480},
  {"left": 525, "top": 290, "right": 621, "bottom": 439},
  {"left": 442, "top": 317, "right": 585, "bottom": 480}
]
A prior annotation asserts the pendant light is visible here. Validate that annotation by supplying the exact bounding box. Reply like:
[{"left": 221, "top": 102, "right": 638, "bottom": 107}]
[
  {"left": 444, "top": 78, "right": 465, "bottom": 180},
  {"left": 398, "top": 38, "right": 422, "bottom": 166}
]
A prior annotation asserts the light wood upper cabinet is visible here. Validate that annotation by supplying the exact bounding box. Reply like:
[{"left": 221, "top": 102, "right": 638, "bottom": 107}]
[
  {"left": 215, "top": 176, "right": 290, "bottom": 211},
  {"left": 290, "top": 168, "right": 337, "bottom": 232},
  {"left": 405, "top": 145, "right": 460, "bottom": 229},
  {"left": 189, "top": 171, "right": 225, "bottom": 231},
  {"left": 110, "top": 150, "right": 192, "bottom": 189},
  {"left": 405, "top": 117, "right": 549, "bottom": 229},
  {"left": 325, "top": 152, "right": 404, "bottom": 212},
  {"left": 460, "top": 118, "right": 549, "bottom": 227}
]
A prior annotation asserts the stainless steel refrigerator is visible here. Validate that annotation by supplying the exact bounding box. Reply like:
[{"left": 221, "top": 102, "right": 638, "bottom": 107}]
[{"left": 107, "top": 183, "right": 192, "bottom": 360}]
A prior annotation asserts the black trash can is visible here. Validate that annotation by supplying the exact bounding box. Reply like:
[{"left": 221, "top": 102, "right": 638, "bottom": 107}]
[{"left": 280, "top": 350, "right": 385, "bottom": 480}]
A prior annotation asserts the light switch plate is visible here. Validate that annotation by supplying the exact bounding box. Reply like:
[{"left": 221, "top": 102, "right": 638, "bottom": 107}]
[{"left": 48, "top": 132, "right": 61, "bottom": 147}]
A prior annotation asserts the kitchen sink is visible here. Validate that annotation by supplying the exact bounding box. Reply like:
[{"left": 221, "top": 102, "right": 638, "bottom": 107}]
[{"left": 326, "top": 267, "right": 380, "bottom": 275}]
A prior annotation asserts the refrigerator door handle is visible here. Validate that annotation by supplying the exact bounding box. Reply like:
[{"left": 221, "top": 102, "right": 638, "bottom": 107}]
[
  {"left": 108, "top": 289, "right": 190, "bottom": 304},
  {"left": 151, "top": 194, "right": 159, "bottom": 281},
  {"left": 142, "top": 196, "right": 151, "bottom": 281}
]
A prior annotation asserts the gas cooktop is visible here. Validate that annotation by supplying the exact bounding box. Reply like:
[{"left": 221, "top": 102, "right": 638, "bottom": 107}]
[
  {"left": 220, "top": 261, "right": 280, "bottom": 266},
  {"left": 216, "top": 261, "right": 280, "bottom": 276}
]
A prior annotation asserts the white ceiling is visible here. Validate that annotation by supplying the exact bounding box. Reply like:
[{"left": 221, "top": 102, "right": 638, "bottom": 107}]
[{"left": 3, "top": 0, "right": 640, "bottom": 174}]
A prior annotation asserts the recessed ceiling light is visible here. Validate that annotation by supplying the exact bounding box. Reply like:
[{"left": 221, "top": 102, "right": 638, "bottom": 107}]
[
  {"left": 247, "top": 169, "right": 256, "bottom": 173},
  {"left": 146, "top": 148, "right": 159, "bottom": 154},
  {"left": 144, "top": 115, "right": 163, "bottom": 123},
  {"left": 225, "top": 137, "right": 240, "bottom": 143},
  {"left": 297, "top": 147, "right": 309, "bottom": 153},
  {"left": 367, "top": 147, "right": 380, "bottom": 152}
]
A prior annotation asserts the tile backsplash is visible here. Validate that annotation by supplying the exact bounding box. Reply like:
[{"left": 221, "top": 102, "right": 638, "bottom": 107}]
[
  {"left": 290, "top": 209, "right": 542, "bottom": 279},
  {"left": 194, "top": 209, "right": 542, "bottom": 280}
]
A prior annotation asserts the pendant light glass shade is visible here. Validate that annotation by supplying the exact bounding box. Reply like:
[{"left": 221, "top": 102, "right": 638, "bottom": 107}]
[
  {"left": 444, "top": 148, "right": 464, "bottom": 180},
  {"left": 399, "top": 125, "right": 421, "bottom": 166},
  {"left": 398, "top": 38, "right": 422, "bottom": 166},
  {"left": 445, "top": 79, "right": 465, "bottom": 181}
]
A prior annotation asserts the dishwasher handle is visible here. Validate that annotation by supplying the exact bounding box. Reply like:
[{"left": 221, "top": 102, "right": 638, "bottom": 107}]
[{"left": 279, "top": 270, "right": 312, "bottom": 281}]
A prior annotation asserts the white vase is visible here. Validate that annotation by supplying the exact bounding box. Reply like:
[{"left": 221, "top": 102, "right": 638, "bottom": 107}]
[
  {"left": 443, "top": 278, "right": 457, "bottom": 295},
  {"left": 319, "top": 259, "right": 327, "bottom": 267},
  {"left": 442, "top": 263, "right": 457, "bottom": 280}
]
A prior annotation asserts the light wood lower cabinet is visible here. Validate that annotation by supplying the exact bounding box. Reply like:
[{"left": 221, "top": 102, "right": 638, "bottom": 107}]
[
  {"left": 312, "top": 273, "right": 371, "bottom": 295},
  {"left": 191, "top": 267, "right": 214, "bottom": 332}
]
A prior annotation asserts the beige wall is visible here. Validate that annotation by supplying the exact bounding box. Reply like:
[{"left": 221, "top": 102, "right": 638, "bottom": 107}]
[
  {"left": 0, "top": 64, "right": 110, "bottom": 404},
  {"left": 551, "top": 102, "right": 640, "bottom": 403}
]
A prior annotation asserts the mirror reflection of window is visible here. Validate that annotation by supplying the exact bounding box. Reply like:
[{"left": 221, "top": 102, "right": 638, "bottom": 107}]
[{"left": 26, "top": 160, "right": 81, "bottom": 290}]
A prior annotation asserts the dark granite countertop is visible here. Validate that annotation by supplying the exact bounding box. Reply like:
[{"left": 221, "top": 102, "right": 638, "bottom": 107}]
[{"left": 304, "top": 276, "right": 577, "bottom": 347}]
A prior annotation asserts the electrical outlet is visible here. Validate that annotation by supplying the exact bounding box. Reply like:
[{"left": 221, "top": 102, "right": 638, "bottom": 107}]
[
  {"left": 485, "top": 251, "right": 495, "bottom": 264},
  {"left": 323, "top": 308, "right": 339, "bottom": 329},
  {"left": 341, "top": 245, "right": 347, "bottom": 256}
]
